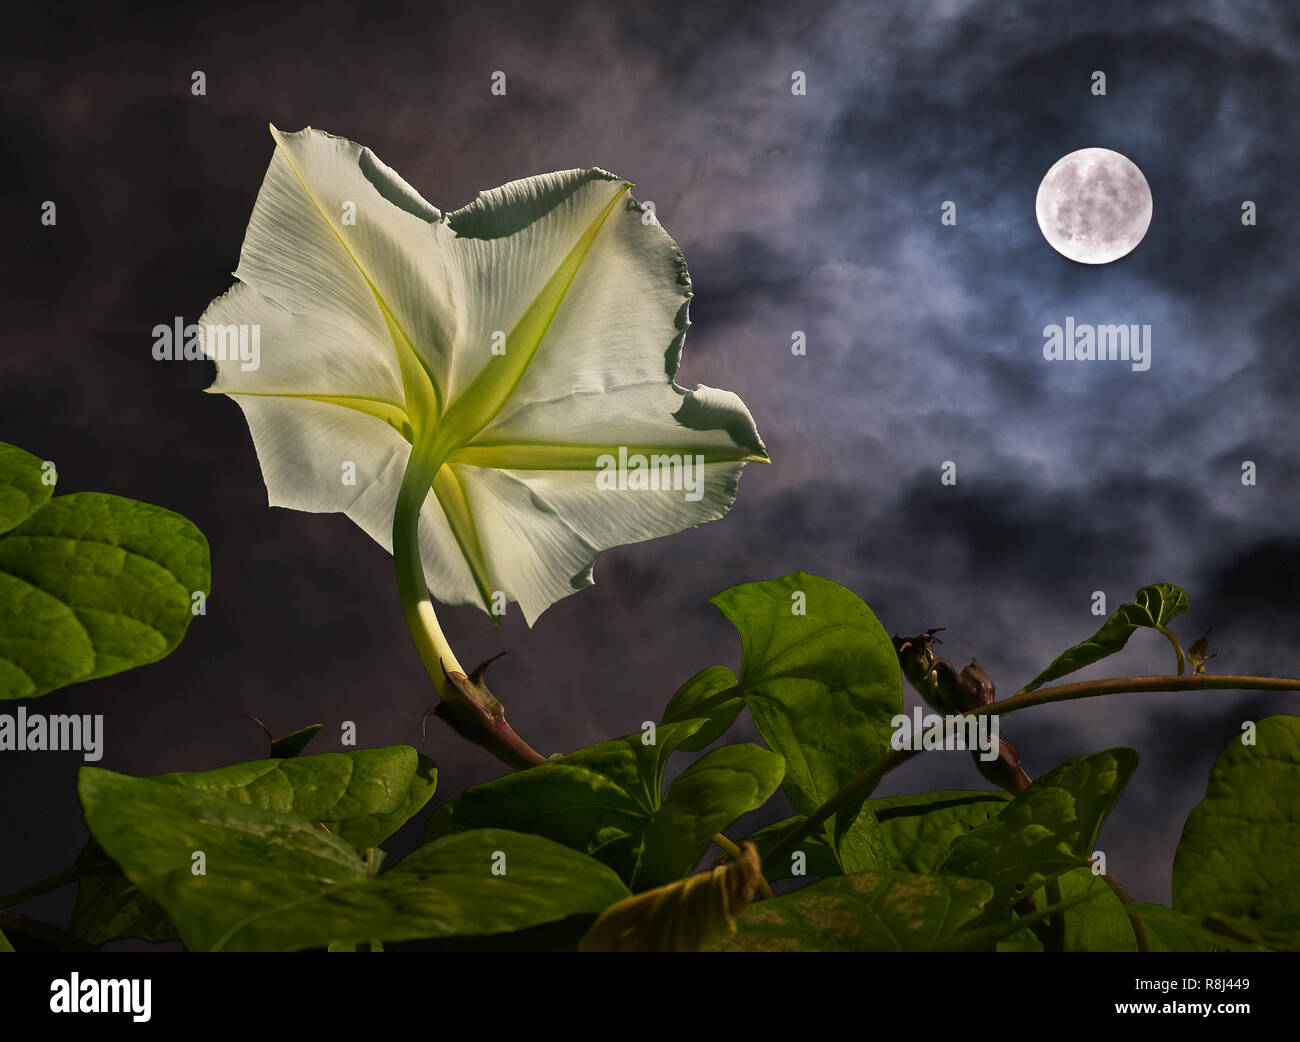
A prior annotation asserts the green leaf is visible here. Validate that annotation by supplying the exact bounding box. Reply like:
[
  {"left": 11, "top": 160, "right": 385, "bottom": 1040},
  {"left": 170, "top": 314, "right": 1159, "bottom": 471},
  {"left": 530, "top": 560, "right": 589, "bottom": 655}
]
[
  {"left": 150, "top": 745, "right": 439, "bottom": 855},
  {"left": 72, "top": 876, "right": 175, "bottom": 945},
  {"left": 1018, "top": 583, "right": 1189, "bottom": 693},
  {"left": 424, "top": 723, "right": 704, "bottom": 880},
  {"left": 996, "top": 868, "right": 1217, "bottom": 952},
  {"left": 0, "top": 491, "right": 210, "bottom": 700},
  {"left": 559, "top": 722, "right": 706, "bottom": 811},
  {"left": 1139, "top": 908, "right": 1298, "bottom": 952},
  {"left": 426, "top": 760, "right": 649, "bottom": 868},
  {"left": 403, "top": 915, "right": 601, "bottom": 952},
  {"left": 940, "top": 748, "right": 1138, "bottom": 905},
  {"left": 270, "top": 723, "right": 323, "bottom": 758},
  {"left": 635, "top": 743, "right": 784, "bottom": 889},
  {"left": 835, "top": 806, "right": 891, "bottom": 874},
  {"left": 738, "top": 816, "right": 841, "bottom": 882},
  {"left": 995, "top": 890, "right": 1276, "bottom": 952},
  {"left": 1173, "top": 715, "right": 1300, "bottom": 933},
  {"left": 709, "top": 871, "right": 994, "bottom": 952},
  {"left": 70, "top": 842, "right": 178, "bottom": 945},
  {"left": 872, "top": 790, "right": 1013, "bottom": 873},
  {"left": 661, "top": 665, "right": 744, "bottom": 751},
  {"left": 79, "top": 767, "right": 629, "bottom": 952},
  {"left": 71, "top": 747, "right": 435, "bottom": 944},
  {"left": 710, "top": 572, "right": 901, "bottom": 870},
  {"left": 943, "top": 877, "right": 1109, "bottom": 951},
  {"left": 741, "top": 811, "right": 888, "bottom": 879},
  {"left": 426, "top": 728, "right": 780, "bottom": 891},
  {"left": 0, "top": 926, "right": 13, "bottom": 952},
  {"left": 327, "top": 938, "right": 384, "bottom": 952},
  {"left": 0, "top": 442, "right": 53, "bottom": 536}
]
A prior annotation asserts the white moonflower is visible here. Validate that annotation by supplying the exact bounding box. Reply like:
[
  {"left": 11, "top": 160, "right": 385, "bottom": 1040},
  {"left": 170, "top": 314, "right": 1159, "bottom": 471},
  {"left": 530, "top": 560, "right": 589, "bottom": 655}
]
[{"left": 200, "top": 126, "right": 767, "bottom": 756}]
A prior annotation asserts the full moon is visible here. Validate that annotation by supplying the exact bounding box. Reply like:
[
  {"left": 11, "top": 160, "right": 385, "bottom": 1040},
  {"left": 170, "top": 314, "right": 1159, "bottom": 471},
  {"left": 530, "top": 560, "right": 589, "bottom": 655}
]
[{"left": 1035, "top": 148, "right": 1152, "bottom": 264}]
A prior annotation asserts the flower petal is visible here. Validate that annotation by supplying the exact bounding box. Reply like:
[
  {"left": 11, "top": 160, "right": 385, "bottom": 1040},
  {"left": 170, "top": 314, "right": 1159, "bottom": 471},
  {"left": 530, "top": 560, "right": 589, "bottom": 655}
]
[
  {"left": 222, "top": 126, "right": 460, "bottom": 424},
  {"left": 458, "top": 460, "right": 750, "bottom": 626},
  {"left": 202, "top": 282, "right": 409, "bottom": 438},
  {"left": 437, "top": 465, "right": 599, "bottom": 625},
  {"left": 437, "top": 169, "right": 767, "bottom": 461},
  {"left": 435, "top": 386, "right": 766, "bottom": 625},
  {"left": 439, "top": 170, "right": 632, "bottom": 410},
  {"left": 230, "top": 395, "right": 482, "bottom": 608},
  {"left": 468, "top": 383, "right": 767, "bottom": 464}
]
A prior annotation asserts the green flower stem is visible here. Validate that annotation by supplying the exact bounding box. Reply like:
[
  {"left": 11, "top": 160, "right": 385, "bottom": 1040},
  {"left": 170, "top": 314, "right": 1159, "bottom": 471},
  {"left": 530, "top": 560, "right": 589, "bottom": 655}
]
[
  {"left": 394, "top": 445, "right": 464, "bottom": 699},
  {"left": 1155, "top": 625, "right": 1187, "bottom": 675},
  {"left": 393, "top": 442, "right": 545, "bottom": 770},
  {"left": 762, "top": 672, "right": 1300, "bottom": 871}
]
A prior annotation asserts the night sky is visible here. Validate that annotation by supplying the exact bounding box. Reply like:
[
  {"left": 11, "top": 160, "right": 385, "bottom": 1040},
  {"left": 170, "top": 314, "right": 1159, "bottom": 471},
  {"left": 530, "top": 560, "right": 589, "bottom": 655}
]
[{"left": 2, "top": 0, "right": 1297, "bottom": 938}]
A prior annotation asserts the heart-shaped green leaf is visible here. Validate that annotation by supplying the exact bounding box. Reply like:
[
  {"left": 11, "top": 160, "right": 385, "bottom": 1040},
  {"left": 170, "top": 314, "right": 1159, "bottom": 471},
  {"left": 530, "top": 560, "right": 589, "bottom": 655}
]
[
  {"left": 1173, "top": 715, "right": 1300, "bottom": 934},
  {"left": 71, "top": 746, "right": 436, "bottom": 944},
  {"left": 872, "top": 790, "right": 1013, "bottom": 872},
  {"left": 940, "top": 748, "right": 1138, "bottom": 905},
  {"left": 425, "top": 724, "right": 701, "bottom": 850},
  {"left": 1018, "top": 583, "right": 1189, "bottom": 693},
  {"left": 70, "top": 841, "right": 179, "bottom": 946},
  {"left": 995, "top": 867, "right": 1221, "bottom": 952},
  {"left": 708, "top": 572, "right": 901, "bottom": 872},
  {"left": 426, "top": 726, "right": 779, "bottom": 889},
  {"left": 150, "top": 745, "right": 438, "bottom": 854},
  {"left": 634, "top": 742, "right": 784, "bottom": 889},
  {"left": 0, "top": 467, "right": 210, "bottom": 700},
  {"left": 79, "top": 767, "right": 628, "bottom": 951},
  {"left": 269, "top": 722, "right": 324, "bottom": 758},
  {"left": 709, "top": 871, "right": 994, "bottom": 952},
  {"left": 0, "top": 442, "right": 52, "bottom": 536},
  {"left": 660, "top": 665, "right": 744, "bottom": 751}
]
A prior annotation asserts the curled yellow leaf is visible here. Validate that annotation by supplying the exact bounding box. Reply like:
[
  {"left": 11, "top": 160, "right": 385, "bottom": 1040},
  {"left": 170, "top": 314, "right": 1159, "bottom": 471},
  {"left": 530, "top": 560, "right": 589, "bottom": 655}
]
[{"left": 580, "top": 841, "right": 763, "bottom": 952}]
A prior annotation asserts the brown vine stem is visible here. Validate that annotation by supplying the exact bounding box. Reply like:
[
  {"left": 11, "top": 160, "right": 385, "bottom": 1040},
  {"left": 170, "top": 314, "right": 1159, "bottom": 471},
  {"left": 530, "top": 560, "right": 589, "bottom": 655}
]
[{"left": 762, "top": 673, "right": 1300, "bottom": 871}]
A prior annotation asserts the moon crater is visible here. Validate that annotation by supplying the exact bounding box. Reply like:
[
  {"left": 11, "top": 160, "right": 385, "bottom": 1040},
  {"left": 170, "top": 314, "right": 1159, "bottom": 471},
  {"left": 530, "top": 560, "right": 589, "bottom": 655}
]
[{"left": 1036, "top": 148, "right": 1152, "bottom": 264}]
